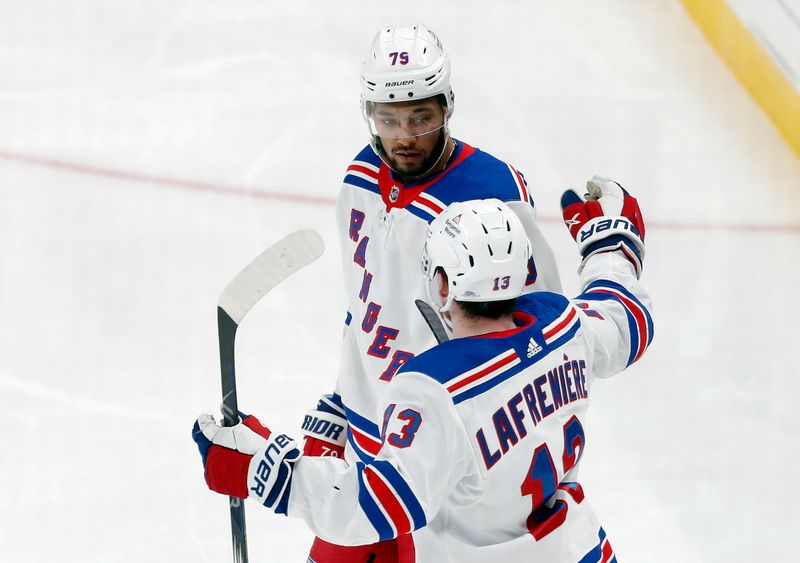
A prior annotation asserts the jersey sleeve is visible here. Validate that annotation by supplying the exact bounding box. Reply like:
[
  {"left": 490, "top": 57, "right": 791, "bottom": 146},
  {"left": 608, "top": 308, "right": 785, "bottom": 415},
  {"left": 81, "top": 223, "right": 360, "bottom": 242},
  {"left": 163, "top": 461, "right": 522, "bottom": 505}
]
[
  {"left": 506, "top": 200, "right": 563, "bottom": 293},
  {"left": 285, "top": 373, "right": 472, "bottom": 546},
  {"left": 571, "top": 251, "right": 654, "bottom": 378}
]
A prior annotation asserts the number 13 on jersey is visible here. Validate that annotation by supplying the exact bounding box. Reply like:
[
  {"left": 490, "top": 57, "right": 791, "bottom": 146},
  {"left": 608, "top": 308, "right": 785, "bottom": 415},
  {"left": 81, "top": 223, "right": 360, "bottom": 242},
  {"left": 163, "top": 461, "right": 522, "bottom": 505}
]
[
  {"left": 520, "top": 415, "right": 586, "bottom": 541},
  {"left": 381, "top": 404, "right": 423, "bottom": 448}
]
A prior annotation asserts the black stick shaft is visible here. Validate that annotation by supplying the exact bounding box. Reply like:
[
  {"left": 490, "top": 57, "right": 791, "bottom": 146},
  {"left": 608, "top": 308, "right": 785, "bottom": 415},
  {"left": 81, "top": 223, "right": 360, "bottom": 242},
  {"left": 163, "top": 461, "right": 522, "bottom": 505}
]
[
  {"left": 217, "top": 307, "right": 249, "bottom": 563},
  {"left": 415, "top": 299, "right": 450, "bottom": 344}
]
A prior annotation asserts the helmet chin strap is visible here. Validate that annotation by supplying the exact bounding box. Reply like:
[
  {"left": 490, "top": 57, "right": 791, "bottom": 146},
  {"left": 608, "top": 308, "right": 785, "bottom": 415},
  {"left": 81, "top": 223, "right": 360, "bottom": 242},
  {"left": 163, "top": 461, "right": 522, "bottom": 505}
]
[{"left": 438, "top": 307, "right": 454, "bottom": 333}]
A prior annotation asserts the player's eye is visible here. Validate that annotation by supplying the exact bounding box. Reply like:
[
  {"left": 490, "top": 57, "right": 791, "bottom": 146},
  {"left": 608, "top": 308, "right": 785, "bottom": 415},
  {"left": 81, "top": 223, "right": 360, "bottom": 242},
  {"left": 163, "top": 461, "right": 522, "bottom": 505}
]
[{"left": 381, "top": 118, "right": 400, "bottom": 127}]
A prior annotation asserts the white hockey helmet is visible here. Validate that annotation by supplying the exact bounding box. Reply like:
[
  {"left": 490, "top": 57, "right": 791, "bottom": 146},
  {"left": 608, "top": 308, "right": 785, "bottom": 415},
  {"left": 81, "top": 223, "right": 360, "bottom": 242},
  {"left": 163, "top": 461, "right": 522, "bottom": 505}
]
[
  {"left": 421, "top": 199, "right": 531, "bottom": 314},
  {"left": 360, "top": 24, "right": 455, "bottom": 142}
]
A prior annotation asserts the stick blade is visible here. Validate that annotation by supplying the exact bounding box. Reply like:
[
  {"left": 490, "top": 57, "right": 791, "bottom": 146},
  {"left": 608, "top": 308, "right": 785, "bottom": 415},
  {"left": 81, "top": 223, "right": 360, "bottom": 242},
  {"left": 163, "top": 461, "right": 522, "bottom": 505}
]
[{"left": 219, "top": 229, "right": 324, "bottom": 324}]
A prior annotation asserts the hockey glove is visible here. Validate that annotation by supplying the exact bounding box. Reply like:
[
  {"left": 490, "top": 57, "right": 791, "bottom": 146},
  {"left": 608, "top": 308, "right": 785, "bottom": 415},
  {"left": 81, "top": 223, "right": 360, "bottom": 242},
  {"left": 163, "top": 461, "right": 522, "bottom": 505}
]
[
  {"left": 192, "top": 412, "right": 300, "bottom": 514},
  {"left": 301, "top": 393, "right": 348, "bottom": 458},
  {"left": 561, "top": 176, "right": 646, "bottom": 277}
]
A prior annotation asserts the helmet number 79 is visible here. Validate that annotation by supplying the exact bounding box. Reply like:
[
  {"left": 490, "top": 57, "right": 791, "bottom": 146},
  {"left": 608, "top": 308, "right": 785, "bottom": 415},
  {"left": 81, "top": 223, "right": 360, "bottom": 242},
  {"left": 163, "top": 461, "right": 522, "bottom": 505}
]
[{"left": 388, "top": 52, "right": 409, "bottom": 66}]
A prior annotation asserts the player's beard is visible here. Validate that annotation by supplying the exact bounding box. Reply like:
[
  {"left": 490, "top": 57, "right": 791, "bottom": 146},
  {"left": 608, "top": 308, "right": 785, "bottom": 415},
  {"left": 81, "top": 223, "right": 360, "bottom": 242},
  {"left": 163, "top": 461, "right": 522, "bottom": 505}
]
[{"left": 379, "top": 129, "right": 448, "bottom": 184}]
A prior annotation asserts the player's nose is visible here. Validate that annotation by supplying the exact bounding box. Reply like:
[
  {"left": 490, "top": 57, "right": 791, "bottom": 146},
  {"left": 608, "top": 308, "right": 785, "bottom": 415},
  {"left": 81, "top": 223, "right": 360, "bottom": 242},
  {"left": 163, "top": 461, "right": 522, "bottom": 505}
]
[{"left": 395, "top": 131, "right": 417, "bottom": 146}]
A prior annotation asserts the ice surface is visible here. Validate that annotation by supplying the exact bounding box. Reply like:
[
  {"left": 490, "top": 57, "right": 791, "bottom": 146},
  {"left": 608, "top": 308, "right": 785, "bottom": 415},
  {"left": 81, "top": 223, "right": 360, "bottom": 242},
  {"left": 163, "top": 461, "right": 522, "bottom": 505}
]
[{"left": 1, "top": 1, "right": 799, "bottom": 561}]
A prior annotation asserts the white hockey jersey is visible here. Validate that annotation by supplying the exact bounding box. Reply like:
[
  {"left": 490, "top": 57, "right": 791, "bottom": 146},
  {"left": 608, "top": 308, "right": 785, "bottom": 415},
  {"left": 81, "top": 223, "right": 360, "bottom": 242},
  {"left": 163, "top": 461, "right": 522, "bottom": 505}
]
[
  {"left": 287, "top": 252, "right": 653, "bottom": 562},
  {"left": 335, "top": 141, "right": 562, "bottom": 465}
]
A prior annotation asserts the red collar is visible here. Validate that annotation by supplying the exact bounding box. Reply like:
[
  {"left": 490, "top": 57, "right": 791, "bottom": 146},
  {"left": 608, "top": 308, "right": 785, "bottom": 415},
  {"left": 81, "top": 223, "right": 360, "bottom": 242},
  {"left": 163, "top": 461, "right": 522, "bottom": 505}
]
[
  {"left": 474, "top": 311, "right": 536, "bottom": 339},
  {"left": 377, "top": 141, "right": 476, "bottom": 211}
]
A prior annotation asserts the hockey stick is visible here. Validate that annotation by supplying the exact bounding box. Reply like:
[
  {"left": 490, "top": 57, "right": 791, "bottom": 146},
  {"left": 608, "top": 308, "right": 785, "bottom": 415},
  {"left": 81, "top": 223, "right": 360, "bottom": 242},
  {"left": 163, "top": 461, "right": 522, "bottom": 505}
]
[
  {"left": 217, "top": 229, "right": 325, "bottom": 563},
  {"left": 414, "top": 299, "right": 450, "bottom": 344}
]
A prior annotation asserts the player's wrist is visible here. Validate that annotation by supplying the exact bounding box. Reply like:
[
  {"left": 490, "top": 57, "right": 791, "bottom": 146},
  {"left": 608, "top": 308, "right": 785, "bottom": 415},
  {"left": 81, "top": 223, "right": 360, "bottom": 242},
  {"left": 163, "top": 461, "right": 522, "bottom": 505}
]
[
  {"left": 301, "top": 393, "right": 348, "bottom": 457},
  {"left": 578, "top": 231, "right": 644, "bottom": 277},
  {"left": 580, "top": 249, "right": 638, "bottom": 281}
]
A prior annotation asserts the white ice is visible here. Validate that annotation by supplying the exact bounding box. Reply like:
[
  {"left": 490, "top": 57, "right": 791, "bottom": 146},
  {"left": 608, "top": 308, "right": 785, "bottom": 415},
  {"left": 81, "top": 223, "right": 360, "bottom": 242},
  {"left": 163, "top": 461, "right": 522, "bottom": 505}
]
[{"left": 1, "top": 1, "right": 799, "bottom": 562}]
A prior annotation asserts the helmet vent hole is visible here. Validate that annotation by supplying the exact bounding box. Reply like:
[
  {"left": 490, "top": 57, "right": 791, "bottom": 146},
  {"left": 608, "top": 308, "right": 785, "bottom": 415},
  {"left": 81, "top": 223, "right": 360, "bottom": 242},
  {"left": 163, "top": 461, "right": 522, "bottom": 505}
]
[
  {"left": 408, "top": 92, "right": 414, "bottom": 97},
  {"left": 507, "top": 241, "right": 513, "bottom": 253},
  {"left": 481, "top": 224, "right": 488, "bottom": 234},
  {"left": 423, "top": 47, "right": 427, "bottom": 54},
  {"left": 487, "top": 245, "right": 494, "bottom": 256},
  {"left": 389, "top": 93, "right": 395, "bottom": 99},
  {"left": 468, "top": 255, "right": 474, "bottom": 267}
]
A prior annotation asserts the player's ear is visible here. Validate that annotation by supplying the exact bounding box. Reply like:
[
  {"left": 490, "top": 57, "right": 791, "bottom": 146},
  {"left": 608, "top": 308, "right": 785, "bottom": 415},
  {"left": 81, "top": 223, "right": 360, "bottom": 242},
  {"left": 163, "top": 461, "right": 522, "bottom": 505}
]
[{"left": 436, "top": 269, "right": 449, "bottom": 302}]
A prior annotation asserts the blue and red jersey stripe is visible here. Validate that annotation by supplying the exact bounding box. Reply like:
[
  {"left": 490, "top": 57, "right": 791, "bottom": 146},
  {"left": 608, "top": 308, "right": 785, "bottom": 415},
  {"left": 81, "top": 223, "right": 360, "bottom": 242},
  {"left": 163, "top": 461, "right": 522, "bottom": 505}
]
[
  {"left": 356, "top": 459, "right": 427, "bottom": 541},
  {"left": 578, "top": 279, "right": 653, "bottom": 366},
  {"left": 578, "top": 527, "right": 616, "bottom": 563}
]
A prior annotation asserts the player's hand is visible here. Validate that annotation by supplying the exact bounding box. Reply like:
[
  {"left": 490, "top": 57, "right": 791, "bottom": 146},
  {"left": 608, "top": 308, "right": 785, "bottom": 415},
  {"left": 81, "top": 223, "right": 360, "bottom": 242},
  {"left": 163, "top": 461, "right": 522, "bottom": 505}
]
[
  {"left": 560, "top": 176, "right": 645, "bottom": 277},
  {"left": 192, "top": 412, "right": 300, "bottom": 512},
  {"left": 301, "top": 393, "right": 348, "bottom": 458}
]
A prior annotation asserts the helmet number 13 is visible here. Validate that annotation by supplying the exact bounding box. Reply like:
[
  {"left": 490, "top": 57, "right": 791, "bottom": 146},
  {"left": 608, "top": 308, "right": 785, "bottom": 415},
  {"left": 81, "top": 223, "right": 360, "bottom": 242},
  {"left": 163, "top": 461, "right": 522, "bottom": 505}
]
[
  {"left": 493, "top": 276, "right": 511, "bottom": 291},
  {"left": 388, "top": 51, "right": 409, "bottom": 66}
]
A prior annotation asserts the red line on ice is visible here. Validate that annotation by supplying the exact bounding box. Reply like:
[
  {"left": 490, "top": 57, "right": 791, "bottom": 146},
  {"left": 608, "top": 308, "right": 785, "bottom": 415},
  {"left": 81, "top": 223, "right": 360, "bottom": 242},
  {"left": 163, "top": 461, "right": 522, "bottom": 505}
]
[{"left": 2, "top": 148, "right": 798, "bottom": 234}]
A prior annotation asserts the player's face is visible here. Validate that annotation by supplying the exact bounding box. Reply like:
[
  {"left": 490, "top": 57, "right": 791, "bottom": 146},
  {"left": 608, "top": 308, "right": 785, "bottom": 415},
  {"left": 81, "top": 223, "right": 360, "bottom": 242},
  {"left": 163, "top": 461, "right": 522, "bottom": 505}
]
[{"left": 371, "top": 99, "right": 446, "bottom": 177}]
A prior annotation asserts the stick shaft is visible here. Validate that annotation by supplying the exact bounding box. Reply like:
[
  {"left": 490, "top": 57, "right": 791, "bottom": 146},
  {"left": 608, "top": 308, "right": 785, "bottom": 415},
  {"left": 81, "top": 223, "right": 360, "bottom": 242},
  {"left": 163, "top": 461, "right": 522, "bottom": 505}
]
[
  {"left": 218, "top": 307, "right": 248, "bottom": 562},
  {"left": 214, "top": 230, "right": 324, "bottom": 562},
  {"left": 414, "top": 299, "right": 450, "bottom": 344}
]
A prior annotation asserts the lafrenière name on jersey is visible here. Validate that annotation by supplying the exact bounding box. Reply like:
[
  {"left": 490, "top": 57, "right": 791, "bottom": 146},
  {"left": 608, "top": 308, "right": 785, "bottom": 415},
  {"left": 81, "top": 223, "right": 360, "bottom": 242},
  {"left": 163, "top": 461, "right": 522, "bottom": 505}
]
[{"left": 476, "top": 354, "right": 588, "bottom": 471}]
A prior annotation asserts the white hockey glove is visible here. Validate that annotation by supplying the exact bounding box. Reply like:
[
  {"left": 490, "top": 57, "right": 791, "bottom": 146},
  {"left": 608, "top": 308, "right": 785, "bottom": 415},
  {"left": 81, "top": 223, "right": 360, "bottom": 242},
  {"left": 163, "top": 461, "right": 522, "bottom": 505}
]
[{"left": 560, "top": 176, "right": 646, "bottom": 277}]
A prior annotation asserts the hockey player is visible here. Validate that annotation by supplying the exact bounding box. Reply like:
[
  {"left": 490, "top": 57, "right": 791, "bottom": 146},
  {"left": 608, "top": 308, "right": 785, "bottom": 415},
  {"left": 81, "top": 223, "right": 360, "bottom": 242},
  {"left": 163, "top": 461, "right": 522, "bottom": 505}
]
[
  {"left": 298, "top": 23, "right": 562, "bottom": 559},
  {"left": 192, "top": 178, "right": 653, "bottom": 562}
]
